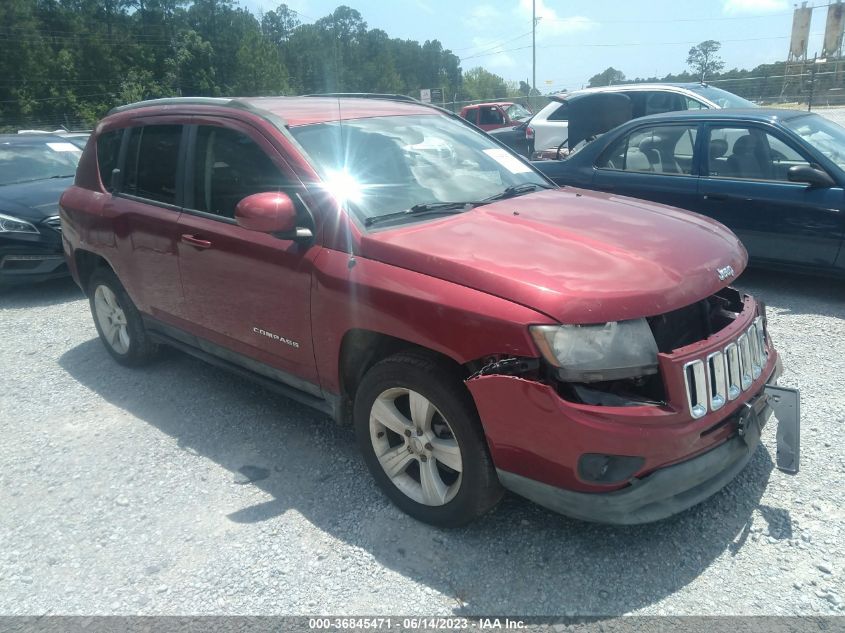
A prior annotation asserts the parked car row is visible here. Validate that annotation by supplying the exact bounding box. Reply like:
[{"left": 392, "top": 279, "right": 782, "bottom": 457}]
[
  {"left": 487, "top": 83, "right": 757, "bottom": 159},
  {"left": 50, "top": 94, "right": 800, "bottom": 528},
  {"left": 533, "top": 108, "right": 845, "bottom": 277}
]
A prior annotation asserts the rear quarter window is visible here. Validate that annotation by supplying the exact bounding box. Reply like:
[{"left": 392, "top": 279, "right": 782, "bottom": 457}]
[
  {"left": 96, "top": 129, "right": 123, "bottom": 192},
  {"left": 547, "top": 103, "right": 568, "bottom": 122}
]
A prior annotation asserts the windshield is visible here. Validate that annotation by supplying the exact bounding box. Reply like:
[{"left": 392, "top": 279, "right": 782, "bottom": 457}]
[
  {"left": 0, "top": 140, "right": 81, "bottom": 186},
  {"left": 290, "top": 114, "right": 548, "bottom": 224},
  {"left": 505, "top": 103, "right": 532, "bottom": 121},
  {"left": 688, "top": 85, "right": 757, "bottom": 109},
  {"left": 785, "top": 114, "right": 845, "bottom": 170}
]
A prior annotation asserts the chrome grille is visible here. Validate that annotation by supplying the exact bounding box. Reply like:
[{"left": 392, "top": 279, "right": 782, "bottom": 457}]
[
  {"left": 43, "top": 216, "right": 62, "bottom": 233},
  {"left": 683, "top": 320, "right": 768, "bottom": 419}
]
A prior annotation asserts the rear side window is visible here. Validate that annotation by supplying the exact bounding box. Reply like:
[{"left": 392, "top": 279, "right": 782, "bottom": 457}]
[
  {"left": 547, "top": 103, "right": 569, "bottom": 122},
  {"left": 462, "top": 108, "right": 477, "bottom": 123},
  {"left": 123, "top": 125, "right": 183, "bottom": 205},
  {"left": 191, "top": 126, "right": 291, "bottom": 219},
  {"left": 598, "top": 124, "right": 698, "bottom": 175},
  {"left": 96, "top": 130, "right": 123, "bottom": 192}
]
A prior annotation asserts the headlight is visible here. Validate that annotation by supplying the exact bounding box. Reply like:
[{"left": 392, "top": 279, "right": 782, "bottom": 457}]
[
  {"left": 530, "top": 319, "right": 659, "bottom": 383},
  {"left": 0, "top": 212, "right": 39, "bottom": 234}
]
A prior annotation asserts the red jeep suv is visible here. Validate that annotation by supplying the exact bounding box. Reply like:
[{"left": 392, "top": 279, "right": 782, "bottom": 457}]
[{"left": 60, "top": 96, "right": 800, "bottom": 527}]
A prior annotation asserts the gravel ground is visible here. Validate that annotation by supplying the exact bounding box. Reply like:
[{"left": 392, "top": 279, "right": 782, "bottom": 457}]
[{"left": 0, "top": 268, "right": 842, "bottom": 617}]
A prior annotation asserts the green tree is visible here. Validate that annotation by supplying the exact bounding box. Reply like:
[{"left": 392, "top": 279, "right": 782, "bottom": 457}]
[
  {"left": 462, "top": 67, "right": 508, "bottom": 101},
  {"left": 165, "top": 29, "right": 216, "bottom": 96},
  {"left": 234, "top": 29, "right": 290, "bottom": 95},
  {"left": 687, "top": 40, "right": 724, "bottom": 83},
  {"left": 261, "top": 3, "right": 301, "bottom": 44},
  {"left": 588, "top": 67, "right": 625, "bottom": 87}
]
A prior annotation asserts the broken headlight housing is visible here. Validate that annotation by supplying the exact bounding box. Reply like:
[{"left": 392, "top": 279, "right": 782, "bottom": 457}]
[{"left": 530, "top": 319, "right": 659, "bottom": 383}]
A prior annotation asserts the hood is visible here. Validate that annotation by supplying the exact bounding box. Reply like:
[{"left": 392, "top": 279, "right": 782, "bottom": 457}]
[
  {"left": 360, "top": 189, "right": 747, "bottom": 324},
  {"left": 0, "top": 177, "right": 73, "bottom": 221}
]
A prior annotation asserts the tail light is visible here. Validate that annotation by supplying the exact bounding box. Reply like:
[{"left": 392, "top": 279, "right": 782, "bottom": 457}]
[{"left": 525, "top": 126, "right": 535, "bottom": 141}]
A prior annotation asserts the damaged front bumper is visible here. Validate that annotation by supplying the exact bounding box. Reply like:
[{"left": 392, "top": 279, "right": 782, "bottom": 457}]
[{"left": 467, "top": 354, "right": 800, "bottom": 525}]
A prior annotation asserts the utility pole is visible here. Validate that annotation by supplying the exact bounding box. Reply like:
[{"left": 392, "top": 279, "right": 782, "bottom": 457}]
[{"left": 532, "top": 0, "right": 536, "bottom": 97}]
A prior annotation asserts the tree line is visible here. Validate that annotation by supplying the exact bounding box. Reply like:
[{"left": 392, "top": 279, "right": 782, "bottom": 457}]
[{"left": 2, "top": 1, "right": 524, "bottom": 130}]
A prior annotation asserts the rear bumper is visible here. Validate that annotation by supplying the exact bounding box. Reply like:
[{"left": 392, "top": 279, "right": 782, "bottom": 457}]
[{"left": 496, "top": 367, "right": 790, "bottom": 524}]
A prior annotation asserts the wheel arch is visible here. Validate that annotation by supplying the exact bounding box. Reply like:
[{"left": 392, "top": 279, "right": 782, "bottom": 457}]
[
  {"left": 74, "top": 249, "right": 113, "bottom": 295},
  {"left": 336, "top": 329, "right": 470, "bottom": 423}
]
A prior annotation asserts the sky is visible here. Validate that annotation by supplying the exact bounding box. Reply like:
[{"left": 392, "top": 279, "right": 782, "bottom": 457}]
[{"left": 240, "top": 0, "right": 836, "bottom": 93}]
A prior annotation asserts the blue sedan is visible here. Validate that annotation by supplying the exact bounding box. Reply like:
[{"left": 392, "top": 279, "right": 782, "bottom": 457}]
[{"left": 534, "top": 108, "right": 845, "bottom": 276}]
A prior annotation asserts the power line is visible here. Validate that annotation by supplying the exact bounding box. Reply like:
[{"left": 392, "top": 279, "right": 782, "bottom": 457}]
[{"left": 459, "top": 30, "right": 534, "bottom": 61}]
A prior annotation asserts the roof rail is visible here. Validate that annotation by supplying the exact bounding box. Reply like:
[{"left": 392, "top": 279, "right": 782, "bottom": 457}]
[
  {"left": 303, "top": 93, "right": 421, "bottom": 103},
  {"left": 106, "top": 97, "right": 240, "bottom": 116}
]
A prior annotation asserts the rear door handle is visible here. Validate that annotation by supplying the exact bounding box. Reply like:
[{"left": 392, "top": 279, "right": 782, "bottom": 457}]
[
  {"left": 702, "top": 194, "right": 728, "bottom": 201},
  {"left": 181, "top": 234, "right": 212, "bottom": 249}
]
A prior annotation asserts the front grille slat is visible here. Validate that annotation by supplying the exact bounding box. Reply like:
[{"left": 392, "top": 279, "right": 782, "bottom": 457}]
[
  {"left": 684, "top": 360, "right": 708, "bottom": 419},
  {"left": 725, "top": 343, "right": 741, "bottom": 401},
  {"left": 682, "top": 320, "right": 768, "bottom": 419},
  {"left": 707, "top": 351, "right": 727, "bottom": 411}
]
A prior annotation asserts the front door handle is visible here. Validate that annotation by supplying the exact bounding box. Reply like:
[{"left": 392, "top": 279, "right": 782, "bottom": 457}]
[
  {"left": 181, "top": 234, "right": 212, "bottom": 249},
  {"left": 702, "top": 194, "right": 728, "bottom": 201}
]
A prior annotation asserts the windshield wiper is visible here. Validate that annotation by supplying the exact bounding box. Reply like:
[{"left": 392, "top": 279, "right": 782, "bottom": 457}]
[
  {"left": 483, "top": 182, "right": 555, "bottom": 202},
  {"left": 364, "top": 201, "right": 481, "bottom": 227}
]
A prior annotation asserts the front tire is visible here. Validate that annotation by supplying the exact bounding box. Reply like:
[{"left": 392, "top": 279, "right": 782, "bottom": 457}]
[
  {"left": 88, "top": 267, "right": 158, "bottom": 367},
  {"left": 353, "top": 351, "right": 503, "bottom": 527}
]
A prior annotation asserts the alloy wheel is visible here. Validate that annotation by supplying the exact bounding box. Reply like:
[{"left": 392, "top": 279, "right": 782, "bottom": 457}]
[
  {"left": 369, "top": 387, "right": 463, "bottom": 506},
  {"left": 93, "top": 284, "right": 130, "bottom": 354}
]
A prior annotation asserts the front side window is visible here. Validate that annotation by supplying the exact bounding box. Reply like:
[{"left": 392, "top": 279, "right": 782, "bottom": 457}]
[
  {"left": 688, "top": 85, "right": 757, "bottom": 109},
  {"left": 598, "top": 124, "right": 698, "bottom": 175},
  {"left": 684, "top": 97, "right": 708, "bottom": 110},
  {"left": 289, "top": 113, "right": 548, "bottom": 224},
  {"left": 191, "top": 126, "right": 291, "bottom": 219},
  {"left": 123, "top": 125, "right": 182, "bottom": 205},
  {"left": 707, "top": 126, "right": 811, "bottom": 181}
]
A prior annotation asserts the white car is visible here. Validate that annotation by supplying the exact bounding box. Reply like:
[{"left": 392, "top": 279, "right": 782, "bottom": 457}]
[{"left": 529, "top": 83, "right": 756, "bottom": 157}]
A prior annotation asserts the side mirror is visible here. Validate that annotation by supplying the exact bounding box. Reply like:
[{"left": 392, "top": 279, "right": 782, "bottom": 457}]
[
  {"left": 787, "top": 165, "right": 835, "bottom": 188},
  {"left": 234, "top": 192, "right": 312, "bottom": 239}
]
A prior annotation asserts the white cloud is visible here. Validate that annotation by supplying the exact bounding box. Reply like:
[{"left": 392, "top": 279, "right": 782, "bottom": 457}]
[
  {"left": 464, "top": 4, "right": 498, "bottom": 28},
  {"left": 519, "top": 0, "right": 596, "bottom": 39},
  {"left": 412, "top": 0, "right": 435, "bottom": 15},
  {"left": 722, "top": 0, "right": 788, "bottom": 15}
]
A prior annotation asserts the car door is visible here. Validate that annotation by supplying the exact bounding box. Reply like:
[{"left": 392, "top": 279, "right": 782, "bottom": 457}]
[
  {"left": 592, "top": 122, "right": 702, "bottom": 210},
  {"left": 696, "top": 123, "right": 844, "bottom": 268},
  {"left": 176, "top": 119, "right": 320, "bottom": 387},
  {"left": 109, "top": 122, "right": 187, "bottom": 321}
]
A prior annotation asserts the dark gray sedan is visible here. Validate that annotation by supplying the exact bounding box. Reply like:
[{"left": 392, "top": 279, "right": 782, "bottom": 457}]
[{"left": 0, "top": 135, "right": 81, "bottom": 286}]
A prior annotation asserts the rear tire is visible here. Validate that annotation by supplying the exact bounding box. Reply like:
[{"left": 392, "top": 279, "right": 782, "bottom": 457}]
[
  {"left": 353, "top": 351, "right": 503, "bottom": 527},
  {"left": 88, "top": 267, "right": 158, "bottom": 367}
]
